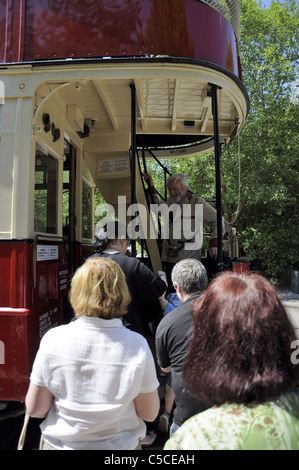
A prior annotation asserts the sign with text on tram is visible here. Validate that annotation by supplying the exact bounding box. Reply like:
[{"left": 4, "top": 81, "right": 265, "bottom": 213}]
[
  {"left": 37, "top": 245, "right": 59, "bottom": 261},
  {"left": 98, "top": 158, "right": 130, "bottom": 176}
]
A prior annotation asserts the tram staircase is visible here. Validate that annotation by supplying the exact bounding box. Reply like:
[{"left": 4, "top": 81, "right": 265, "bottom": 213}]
[
  {"left": 91, "top": 146, "right": 169, "bottom": 274},
  {"left": 91, "top": 143, "right": 216, "bottom": 274},
  {"left": 91, "top": 148, "right": 299, "bottom": 341}
]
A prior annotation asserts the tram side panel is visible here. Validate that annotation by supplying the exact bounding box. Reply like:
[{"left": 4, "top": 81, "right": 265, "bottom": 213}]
[
  {"left": 0, "top": 71, "right": 74, "bottom": 401},
  {"left": 0, "top": 241, "right": 68, "bottom": 402},
  {"left": 0, "top": 309, "right": 30, "bottom": 402}
]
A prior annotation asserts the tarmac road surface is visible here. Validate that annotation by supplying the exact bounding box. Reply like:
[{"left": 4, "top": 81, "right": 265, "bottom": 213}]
[{"left": 0, "top": 402, "right": 42, "bottom": 450}]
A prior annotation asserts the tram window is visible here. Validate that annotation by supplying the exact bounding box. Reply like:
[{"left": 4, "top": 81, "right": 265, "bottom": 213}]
[
  {"left": 34, "top": 147, "right": 58, "bottom": 234},
  {"left": 82, "top": 179, "right": 93, "bottom": 239},
  {"left": 62, "top": 169, "right": 69, "bottom": 226}
]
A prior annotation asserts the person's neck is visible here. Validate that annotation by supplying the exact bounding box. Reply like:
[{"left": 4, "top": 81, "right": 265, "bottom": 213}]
[
  {"left": 181, "top": 291, "right": 201, "bottom": 302},
  {"left": 103, "top": 247, "right": 120, "bottom": 253},
  {"left": 108, "top": 239, "right": 127, "bottom": 254}
]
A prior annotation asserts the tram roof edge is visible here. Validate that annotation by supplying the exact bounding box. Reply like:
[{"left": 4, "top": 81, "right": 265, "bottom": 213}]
[{"left": 1, "top": 56, "right": 249, "bottom": 113}]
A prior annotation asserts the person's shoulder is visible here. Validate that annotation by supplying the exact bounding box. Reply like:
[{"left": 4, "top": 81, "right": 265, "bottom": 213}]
[
  {"left": 86, "top": 252, "right": 98, "bottom": 259},
  {"left": 167, "top": 293, "right": 181, "bottom": 307},
  {"left": 124, "top": 255, "right": 153, "bottom": 272},
  {"left": 186, "top": 191, "right": 205, "bottom": 203},
  {"left": 157, "top": 303, "right": 185, "bottom": 331},
  {"left": 40, "top": 322, "right": 71, "bottom": 346},
  {"left": 193, "top": 194, "right": 206, "bottom": 203},
  {"left": 108, "top": 252, "right": 133, "bottom": 266},
  {"left": 123, "top": 325, "right": 152, "bottom": 348}
]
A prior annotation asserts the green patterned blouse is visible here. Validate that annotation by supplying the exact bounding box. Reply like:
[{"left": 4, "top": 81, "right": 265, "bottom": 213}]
[{"left": 164, "top": 392, "right": 299, "bottom": 450}]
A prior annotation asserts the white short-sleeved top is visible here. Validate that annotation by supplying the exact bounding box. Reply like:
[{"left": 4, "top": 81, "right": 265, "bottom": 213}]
[{"left": 30, "top": 316, "right": 159, "bottom": 450}]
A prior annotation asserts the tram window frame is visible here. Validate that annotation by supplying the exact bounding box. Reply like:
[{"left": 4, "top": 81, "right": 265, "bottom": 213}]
[
  {"left": 82, "top": 177, "right": 94, "bottom": 240},
  {"left": 34, "top": 146, "right": 58, "bottom": 234}
]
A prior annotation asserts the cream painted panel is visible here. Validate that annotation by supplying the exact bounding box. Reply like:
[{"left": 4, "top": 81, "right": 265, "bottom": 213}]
[
  {"left": 12, "top": 97, "right": 35, "bottom": 239},
  {"left": 33, "top": 96, "right": 65, "bottom": 158},
  {"left": 1, "top": 98, "right": 17, "bottom": 130},
  {"left": 0, "top": 134, "right": 13, "bottom": 236},
  {"left": 0, "top": 96, "right": 34, "bottom": 238}
]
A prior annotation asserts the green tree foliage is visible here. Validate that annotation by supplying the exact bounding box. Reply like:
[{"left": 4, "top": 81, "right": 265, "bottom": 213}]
[{"left": 236, "top": 0, "right": 299, "bottom": 282}]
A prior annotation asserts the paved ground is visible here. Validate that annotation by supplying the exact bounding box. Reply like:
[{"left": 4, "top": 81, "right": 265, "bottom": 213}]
[
  {"left": 0, "top": 402, "right": 41, "bottom": 450},
  {"left": 276, "top": 285, "right": 299, "bottom": 338},
  {"left": 276, "top": 285, "right": 299, "bottom": 302}
]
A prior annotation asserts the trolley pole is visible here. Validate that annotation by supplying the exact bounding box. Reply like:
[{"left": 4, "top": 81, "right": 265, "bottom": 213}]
[
  {"left": 209, "top": 84, "right": 223, "bottom": 268},
  {"left": 130, "top": 82, "right": 137, "bottom": 257}
]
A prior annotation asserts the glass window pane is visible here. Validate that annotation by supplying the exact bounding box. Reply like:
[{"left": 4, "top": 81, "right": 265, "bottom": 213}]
[
  {"left": 34, "top": 146, "right": 58, "bottom": 233},
  {"left": 82, "top": 180, "right": 92, "bottom": 239}
]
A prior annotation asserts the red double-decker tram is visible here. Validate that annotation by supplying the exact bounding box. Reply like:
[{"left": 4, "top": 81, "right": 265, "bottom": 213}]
[{"left": 0, "top": 0, "right": 249, "bottom": 402}]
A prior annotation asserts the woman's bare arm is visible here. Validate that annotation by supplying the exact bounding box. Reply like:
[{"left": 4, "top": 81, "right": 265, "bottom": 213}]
[
  {"left": 25, "top": 382, "right": 54, "bottom": 418},
  {"left": 134, "top": 389, "right": 160, "bottom": 422}
]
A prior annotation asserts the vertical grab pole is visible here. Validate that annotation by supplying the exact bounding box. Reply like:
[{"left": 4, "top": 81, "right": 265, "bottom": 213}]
[
  {"left": 130, "top": 82, "right": 137, "bottom": 257},
  {"left": 210, "top": 84, "right": 223, "bottom": 268}
]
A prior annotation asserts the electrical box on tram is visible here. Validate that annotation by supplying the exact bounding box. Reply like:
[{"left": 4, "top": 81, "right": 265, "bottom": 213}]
[{"left": 0, "top": 0, "right": 249, "bottom": 402}]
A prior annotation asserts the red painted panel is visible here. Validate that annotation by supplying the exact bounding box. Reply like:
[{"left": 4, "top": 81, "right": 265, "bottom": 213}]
[
  {"left": 0, "top": 311, "right": 29, "bottom": 379},
  {"left": 0, "top": 0, "right": 241, "bottom": 77},
  {"left": 0, "top": 248, "right": 12, "bottom": 307},
  {"left": 0, "top": 240, "right": 67, "bottom": 400},
  {"left": 0, "top": 0, "right": 25, "bottom": 63},
  {"left": 48, "top": 263, "right": 68, "bottom": 299},
  {"left": 0, "top": 241, "right": 32, "bottom": 308},
  {"left": 0, "top": 241, "right": 69, "bottom": 307},
  {"left": 9, "top": 242, "right": 32, "bottom": 308},
  {"left": 0, "top": 301, "right": 63, "bottom": 401}
]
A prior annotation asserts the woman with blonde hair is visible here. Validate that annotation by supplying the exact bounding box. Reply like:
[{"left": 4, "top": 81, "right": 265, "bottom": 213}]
[{"left": 25, "top": 257, "right": 160, "bottom": 450}]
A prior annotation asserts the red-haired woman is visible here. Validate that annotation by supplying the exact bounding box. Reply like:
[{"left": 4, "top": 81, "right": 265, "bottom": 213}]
[{"left": 164, "top": 272, "right": 299, "bottom": 450}]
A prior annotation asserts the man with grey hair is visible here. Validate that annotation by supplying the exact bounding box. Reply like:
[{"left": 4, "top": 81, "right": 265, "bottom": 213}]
[
  {"left": 144, "top": 172, "right": 223, "bottom": 265},
  {"left": 155, "top": 258, "right": 209, "bottom": 436}
]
